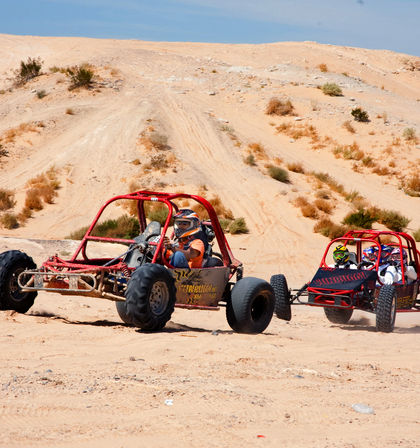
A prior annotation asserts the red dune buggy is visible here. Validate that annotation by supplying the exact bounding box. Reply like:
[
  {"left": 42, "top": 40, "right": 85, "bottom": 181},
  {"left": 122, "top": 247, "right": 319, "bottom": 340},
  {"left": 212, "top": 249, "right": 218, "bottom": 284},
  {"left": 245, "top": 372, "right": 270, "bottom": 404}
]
[
  {"left": 271, "top": 230, "right": 420, "bottom": 332},
  {"left": 0, "top": 191, "right": 275, "bottom": 333}
]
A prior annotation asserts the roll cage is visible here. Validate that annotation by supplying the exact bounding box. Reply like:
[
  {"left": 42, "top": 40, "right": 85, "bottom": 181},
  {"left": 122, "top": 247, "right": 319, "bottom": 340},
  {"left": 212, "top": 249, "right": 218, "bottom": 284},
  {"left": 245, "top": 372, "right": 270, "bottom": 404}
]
[{"left": 45, "top": 190, "right": 241, "bottom": 278}]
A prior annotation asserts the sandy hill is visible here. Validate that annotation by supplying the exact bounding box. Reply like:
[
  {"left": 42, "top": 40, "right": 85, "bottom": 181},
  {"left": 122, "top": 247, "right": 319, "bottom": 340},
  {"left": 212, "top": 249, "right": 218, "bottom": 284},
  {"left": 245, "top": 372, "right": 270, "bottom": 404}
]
[
  {"left": 0, "top": 34, "right": 419, "bottom": 448},
  {"left": 0, "top": 34, "right": 419, "bottom": 284}
]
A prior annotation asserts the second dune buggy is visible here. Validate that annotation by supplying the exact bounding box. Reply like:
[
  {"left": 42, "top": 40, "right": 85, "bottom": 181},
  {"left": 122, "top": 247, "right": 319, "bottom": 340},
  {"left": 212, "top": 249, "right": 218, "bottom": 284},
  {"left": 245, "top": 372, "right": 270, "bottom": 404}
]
[{"left": 271, "top": 230, "right": 420, "bottom": 332}]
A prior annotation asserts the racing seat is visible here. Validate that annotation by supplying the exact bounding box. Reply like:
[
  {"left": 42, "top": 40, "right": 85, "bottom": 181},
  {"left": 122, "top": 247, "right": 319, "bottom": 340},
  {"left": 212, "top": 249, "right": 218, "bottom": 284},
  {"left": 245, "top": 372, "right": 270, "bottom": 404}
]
[{"left": 349, "top": 252, "right": 357, "bottom": 266}]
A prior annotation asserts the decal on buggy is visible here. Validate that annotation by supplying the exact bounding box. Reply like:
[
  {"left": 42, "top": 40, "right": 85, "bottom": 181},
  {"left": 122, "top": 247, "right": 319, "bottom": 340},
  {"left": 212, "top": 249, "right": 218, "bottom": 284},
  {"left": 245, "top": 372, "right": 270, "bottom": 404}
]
[
  {"left": 172, "top": 267, "right": 230, "bottom": 306},
  {"left": 309, "top": 268, "right": 377, "bottom": 291}
]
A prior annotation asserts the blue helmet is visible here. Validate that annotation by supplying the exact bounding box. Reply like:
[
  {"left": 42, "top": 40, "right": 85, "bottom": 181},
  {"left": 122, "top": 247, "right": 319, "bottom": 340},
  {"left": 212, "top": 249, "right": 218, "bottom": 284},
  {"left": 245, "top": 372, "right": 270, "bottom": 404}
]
[
  {"left": 363, "top": 246, "right": 377, "bottom": 263},
  {"left": 379, "top": 245, "right": 392, "bottom": 263}
]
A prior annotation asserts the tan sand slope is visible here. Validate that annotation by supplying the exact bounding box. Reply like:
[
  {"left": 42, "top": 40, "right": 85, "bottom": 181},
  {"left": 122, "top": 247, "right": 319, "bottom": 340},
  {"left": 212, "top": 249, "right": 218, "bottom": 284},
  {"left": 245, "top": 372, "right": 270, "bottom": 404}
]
[{"left": 0, "top": 35, "right": 419, "bottom": 447}]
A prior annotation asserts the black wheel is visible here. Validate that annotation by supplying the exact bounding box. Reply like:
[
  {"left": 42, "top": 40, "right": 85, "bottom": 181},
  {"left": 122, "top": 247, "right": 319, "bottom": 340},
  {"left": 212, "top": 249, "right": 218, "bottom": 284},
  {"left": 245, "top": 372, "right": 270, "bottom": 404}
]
[
  {"left": 115, "top": 301, "right": 133, "bottom": 325},
  {"left": 270, "top": 274, "right": 291, "bottom": 321},
  {"left": 323, "top": 307, "right": 353, "bottom": 324},
  {"left": 376, "top": 285, "right": 397, "bottom": 333},
  {"left": 0, "top": 250, "right": 37, "bottom": 313},
  {"left": 125, "top": 264, "right": 176, "bottom": 331},
  {"left": 226, "top": 277, "right": 274, "bottom": 334}
]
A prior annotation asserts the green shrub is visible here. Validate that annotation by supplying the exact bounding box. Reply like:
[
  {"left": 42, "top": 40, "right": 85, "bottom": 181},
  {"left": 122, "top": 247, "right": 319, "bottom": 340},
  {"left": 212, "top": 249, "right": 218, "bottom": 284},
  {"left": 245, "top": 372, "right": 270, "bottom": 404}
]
[
  {"left": 267, "top": 165, "right": 290, "bottom": 183},
  {"left": 321, "top": 83, "right": 342, "bottom": 96},
  {"left": 402, "top": 127, "right": 417, "bottom": 142},
  {"left": 218, "top": 218, "right": 232, "bottom": 232},
  {"left": 351, "top": 107, "right": 369, "bottom": 122},
  {"left": 228, "top": 217, "right": 249, "bottom": 234},
  {"left": 146, "top": 203, "right": 171, "bottom": 226},
  {"left": 413, "top": 228, "right": 420, "bottom": 242},
  {"left": 66, "top": 65, "right": 94, "bottom": 90},
  {"left": 377, "top": 209, "right": 410, "bottom": 232},
  {"left": 36, "top": 90, "right": 47, "bottom": 99},
  {"left": 1, "top": 213, "right": 19, "bottom": 229},
  {"left": 68, "top": 215, "right": 140, "bottom": 240},
  {"left": 343, "top": 209, "right": 377, "bottom": 229},
  {"left": 15, "top": 57, "right": 43, "bottom": 85},
  {"left": 244, "top": 154, "right": 256, "bottom": 166}
]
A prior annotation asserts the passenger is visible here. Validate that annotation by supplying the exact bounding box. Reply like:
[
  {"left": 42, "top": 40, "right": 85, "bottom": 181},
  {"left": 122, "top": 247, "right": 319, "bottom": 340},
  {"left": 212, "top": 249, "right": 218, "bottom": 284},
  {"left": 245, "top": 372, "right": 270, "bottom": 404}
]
[
  {"left": 329, "top": 245, "right": 357, "bottom": 269},
  {"left": 377, "top": 245, "right": 394, "bottom": 285},
  {"left": 385, "top": 248, "right": 417, "bottom": 284},
  {"left": 360, "top": 245, "right": 378, "bottom": 268},
  {"left": 163, "top": 209, "right": 204, "bottom": 268}
]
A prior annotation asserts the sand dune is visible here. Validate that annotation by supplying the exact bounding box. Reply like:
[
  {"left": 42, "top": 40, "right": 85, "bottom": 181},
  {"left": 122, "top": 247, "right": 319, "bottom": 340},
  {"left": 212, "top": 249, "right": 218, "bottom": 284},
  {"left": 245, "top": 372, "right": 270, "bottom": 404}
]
[{"left": 0, "top": 35, "right": 419, "bottom": 447}]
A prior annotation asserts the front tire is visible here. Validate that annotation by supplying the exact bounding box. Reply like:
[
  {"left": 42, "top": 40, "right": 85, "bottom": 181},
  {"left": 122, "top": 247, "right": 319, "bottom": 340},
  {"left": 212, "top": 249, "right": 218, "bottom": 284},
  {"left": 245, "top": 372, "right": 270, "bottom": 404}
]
[
  {"left": 270, "top": 274, "right": 291, "bottom": 321},
  {"left": 125, "top": 264, "right": 176, "bottom": 331},
  {"left": 226, "top": 277, "right": 274, "bottom": 334},
  {"left": 376, "top": 285, "right": 397, "bottom": 333},
  {"left": 115, "top": 301, "right": 132, "bottom": 325},
  {"left": 0, "top": 250, "right": 37, "bottom": 313},
  {"left": 323, "top": 307, "right": 353, "bottom": 324}
]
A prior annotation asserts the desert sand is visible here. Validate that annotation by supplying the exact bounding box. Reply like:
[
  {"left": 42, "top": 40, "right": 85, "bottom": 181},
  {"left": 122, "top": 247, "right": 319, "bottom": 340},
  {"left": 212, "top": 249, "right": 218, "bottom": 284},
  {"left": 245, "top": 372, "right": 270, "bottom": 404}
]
[{"left": 0, "top": 35, "right": 419, "bottom": 447}]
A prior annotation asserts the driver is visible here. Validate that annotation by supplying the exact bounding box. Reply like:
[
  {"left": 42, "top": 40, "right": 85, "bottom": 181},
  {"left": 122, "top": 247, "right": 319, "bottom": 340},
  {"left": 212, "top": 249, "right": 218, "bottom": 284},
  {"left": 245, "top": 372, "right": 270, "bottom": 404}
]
[
  {"left": 163, "top": 209, "right": 204, "bottom": 268},
  {"left": 329, "top": 244, "right": 357, "bottom": 269}
]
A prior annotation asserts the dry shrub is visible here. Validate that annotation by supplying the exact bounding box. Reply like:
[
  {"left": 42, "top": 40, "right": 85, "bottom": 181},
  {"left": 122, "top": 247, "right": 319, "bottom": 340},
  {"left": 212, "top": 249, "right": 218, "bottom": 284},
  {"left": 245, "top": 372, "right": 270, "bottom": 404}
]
[
  {"left": 25, "top": 189, "right": 43, "bottom": 211},
  {"left": 287, "top": 162, "right": 305, "bottom": 173},
  {"left": 265, "top": 97, "right": 295, "bottom": 116},
  {"left": 192, "top": 194, "right": 234, "bottom": 221},
  {"left": 17, "top": 207, "right": 33, "bottom": 224},
  {"left": 333, "top": 142, "right": 364, "bottom": 161},
  {"left": 0, "top": 189, "right": 16, "bottom": 211},
  {"left": 301, "top": 204, "right": 318, "bottom": 219},
  {"left": 318, "top": 63, "right": 328, "bottom": 72},
  {"left": 343, "top": 120, "right": 356, "bottom": 134},
  {"left": 314, "top": 218, "right": 347, "bottom": 239},
  {"left": 402, "top": 127, "right": 417, "bottom": 142},
  {"left": 144, "top": 154, "right": 169, "bottom": 171},
  {"left": 311, "top": 172, "right": 345, "bottom": 196},
  {"left": 315, "top": 189, "right": 330, "bottom": 200},
  {"left": 1, "top": 213, "right": 19, "bottom": 229},
  {"left": 248, "top": 142, "right": 267, "bottom": 160},
  {"left": 24, "top": 168, "right": 60, "bottom": 210},
  {"left": 276, "top": 123, "right": 319, "bottom": 142},
  {"left": 139, "top": 128, "right": 169, "bottom": 151},
  {"left": 294, "top": 196, "right": 318, "bottom": 219},
  {"left": 314, "top": 198, "right": 333, "bottom": 214},
  {"left": 66, "top": 108, "right": 75, "bottom": 115},
  {"left": 402, "top": 174, "right": 420, "bottom": 196},
  {"left": 413, "top": 228, "right": 420, "bottom": 242},
  {"left": 372, "top": 166, "right": 390, "bottom": 176},
  {"left": 362, "top": 156, "right": 375, "bottom": 167},
  {"left": 2, "top": 122, "right": 40, "bottom": 144}
]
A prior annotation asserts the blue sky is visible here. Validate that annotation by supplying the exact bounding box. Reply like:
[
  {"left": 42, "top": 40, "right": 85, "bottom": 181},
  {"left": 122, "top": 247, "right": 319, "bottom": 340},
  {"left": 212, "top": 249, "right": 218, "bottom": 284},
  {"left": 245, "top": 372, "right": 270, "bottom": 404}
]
[{"left": 1, "top": 0, "right": 419, "bottom": 56}]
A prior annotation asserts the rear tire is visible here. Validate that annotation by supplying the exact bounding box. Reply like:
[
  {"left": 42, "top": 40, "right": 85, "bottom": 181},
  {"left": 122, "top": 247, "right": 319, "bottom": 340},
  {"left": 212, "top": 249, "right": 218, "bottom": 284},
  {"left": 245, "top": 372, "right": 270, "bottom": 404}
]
[
  {"left": 323, "top": 307, "right": 353, "bottom": 324},
  {"left": 0, "top": 250, "right": 37, "bottom": 313},
  {"left": 226, "top": 277, "right": 274, "bottom": 334},
  {"left": 270, "top": 274, "right": 291, "bottom": 321},
  {"left": 376, "top": 285, "right": 397, "bottom": 333},
  {"left": 125, "top": 264, "right": 176, "bottom": 331}
]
